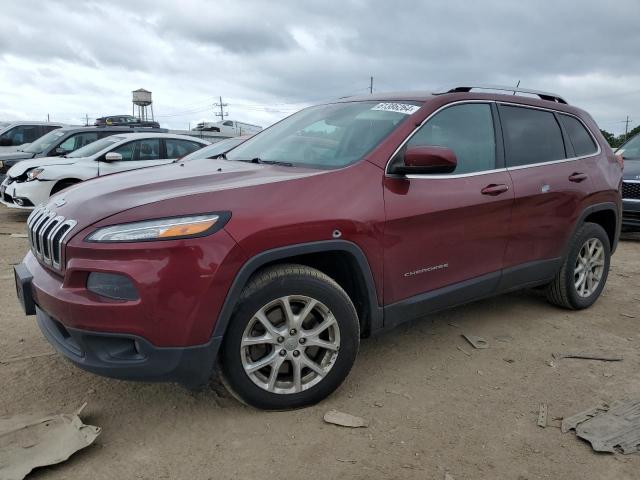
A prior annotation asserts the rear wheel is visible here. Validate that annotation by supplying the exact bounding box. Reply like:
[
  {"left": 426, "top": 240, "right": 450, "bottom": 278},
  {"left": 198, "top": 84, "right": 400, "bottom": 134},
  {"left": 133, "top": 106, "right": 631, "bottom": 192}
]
[
  {"left": 220, "top": 264, "right": 359, "bottom": 410},
  {"left": 546, "top": 222, "right": 610, "bottom": 309}
]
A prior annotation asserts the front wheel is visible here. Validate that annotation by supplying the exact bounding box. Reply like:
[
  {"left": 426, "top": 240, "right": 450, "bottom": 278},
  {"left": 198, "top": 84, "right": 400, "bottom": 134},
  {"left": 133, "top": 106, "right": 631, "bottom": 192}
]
[
  {"left": 546, "top": 222, "right": 611, "bottom": 309},
  {"left": 220, "top": 264, "right": 360, "bottom": 410}
]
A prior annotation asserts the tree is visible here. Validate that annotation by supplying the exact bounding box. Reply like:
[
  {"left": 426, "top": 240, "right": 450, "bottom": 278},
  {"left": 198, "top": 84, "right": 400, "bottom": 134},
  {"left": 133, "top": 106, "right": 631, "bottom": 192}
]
[
  {"left": 600, "top": 125, "right": 639, "bottom": 148},
  {"left": 600, "top": 129, "right": 616, "bottom": 146}
]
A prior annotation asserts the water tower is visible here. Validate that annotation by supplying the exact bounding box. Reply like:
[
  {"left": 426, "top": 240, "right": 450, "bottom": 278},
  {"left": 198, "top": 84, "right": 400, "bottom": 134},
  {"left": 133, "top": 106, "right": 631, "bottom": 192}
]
[{"left": 132, "top": 88, "right": 154, "bottom": 121}]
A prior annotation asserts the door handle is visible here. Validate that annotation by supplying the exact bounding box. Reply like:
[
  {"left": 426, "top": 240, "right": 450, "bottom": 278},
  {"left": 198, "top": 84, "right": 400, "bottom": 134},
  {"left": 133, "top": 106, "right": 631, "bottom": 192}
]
[
  {"left": 569, "top": 172, "right": 588, "bottom": 183},
  {"left": 481, "top": 184, "right": 509, "bottom": 196}
]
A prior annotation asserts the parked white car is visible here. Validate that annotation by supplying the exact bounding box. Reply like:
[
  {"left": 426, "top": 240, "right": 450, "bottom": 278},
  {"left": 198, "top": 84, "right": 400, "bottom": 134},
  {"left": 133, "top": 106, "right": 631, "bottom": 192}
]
[
  {"left": 193, "top": 120, "right": 262, "bottom": 136},
  {"left": 0, "top": 133, "right": 208, "bottom": 209}
]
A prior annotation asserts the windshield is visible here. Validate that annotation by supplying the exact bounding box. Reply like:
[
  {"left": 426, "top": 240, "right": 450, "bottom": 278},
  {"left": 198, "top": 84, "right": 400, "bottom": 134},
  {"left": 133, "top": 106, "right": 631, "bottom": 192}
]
[
  {"left": 181, "top": 137, "right": 246, "bottom": 161},
  {"left": 618, "top": 134, "right": 640, "bottom": 159},
  {"left": 23, "top": 129, "right": 66, "bottom": 153},
  {"left": 226, "top": 101, "right": 421, "bottom": 169},
  {"left": 67, "top": 136, "right": 124, "bottom": 158}
]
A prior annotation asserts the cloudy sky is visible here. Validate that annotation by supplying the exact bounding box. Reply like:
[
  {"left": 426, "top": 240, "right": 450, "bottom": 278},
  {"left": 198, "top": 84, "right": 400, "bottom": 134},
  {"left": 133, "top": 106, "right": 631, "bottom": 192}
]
[{"left": 0, "top": 0, "right": 638, "bottom": 134}]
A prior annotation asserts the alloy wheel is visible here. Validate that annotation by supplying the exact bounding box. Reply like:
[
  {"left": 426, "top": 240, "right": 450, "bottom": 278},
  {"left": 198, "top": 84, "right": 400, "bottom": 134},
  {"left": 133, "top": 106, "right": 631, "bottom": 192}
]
[
  {"left": 240, "top": 295, "right": 341, "bottom": 394},
  {"left": 574, "top": 238, "right": 605, "bottom": 298}
]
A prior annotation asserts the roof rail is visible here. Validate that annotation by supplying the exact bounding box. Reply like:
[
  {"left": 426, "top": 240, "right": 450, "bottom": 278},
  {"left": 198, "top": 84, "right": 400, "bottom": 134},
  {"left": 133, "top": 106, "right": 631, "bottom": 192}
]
[{"left": 437, "top": 85, "right": 568, "bottom": 104}]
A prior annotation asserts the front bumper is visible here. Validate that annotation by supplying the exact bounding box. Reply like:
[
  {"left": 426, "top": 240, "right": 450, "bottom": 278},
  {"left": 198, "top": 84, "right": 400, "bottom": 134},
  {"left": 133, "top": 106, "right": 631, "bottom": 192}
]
[
  {"left": 35, "top": 306, "right": 220, "bottom": 388},
  {"left": 15, "top": 260, "right": 222, "bottom": 388},
  {"left": 0, "top": 177, "right": 50, "bottom": 210},
  {"left": 622, "top": 199, "right": 640, "bottom": 229}
]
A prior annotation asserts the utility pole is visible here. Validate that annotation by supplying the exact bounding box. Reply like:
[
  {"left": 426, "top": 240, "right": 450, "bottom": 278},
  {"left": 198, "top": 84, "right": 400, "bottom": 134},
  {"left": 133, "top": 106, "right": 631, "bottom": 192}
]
[
  {"left": 369, "top": 76, "right": 374, "bottom": 94},
  {"left": 214, "top": 96, "right": 229, "bottom": 122},
  {"left": 47, "top": 113, "right": 50, "bottom": 122},
  {"left": 85, "top": 114, "right": 89, "bottom": 126},
  {"left": 625, "top": 115, "right": 630, "bottom": 141}
]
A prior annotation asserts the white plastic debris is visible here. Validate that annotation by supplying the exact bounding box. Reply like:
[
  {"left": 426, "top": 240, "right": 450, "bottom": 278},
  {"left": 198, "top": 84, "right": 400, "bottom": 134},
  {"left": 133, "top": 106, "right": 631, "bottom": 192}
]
[{"left": 323, "top": 410, "right": 368, "bottom": 428}]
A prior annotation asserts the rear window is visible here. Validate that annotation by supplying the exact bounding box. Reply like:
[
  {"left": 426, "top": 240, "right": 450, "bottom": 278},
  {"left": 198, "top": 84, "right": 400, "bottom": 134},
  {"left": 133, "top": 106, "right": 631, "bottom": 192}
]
[
  {"left": 500, "top": 105, "right": 566, "bottom": 167},
  {"left": 558, "top": 114, "right": 597, "bottom": 157}
]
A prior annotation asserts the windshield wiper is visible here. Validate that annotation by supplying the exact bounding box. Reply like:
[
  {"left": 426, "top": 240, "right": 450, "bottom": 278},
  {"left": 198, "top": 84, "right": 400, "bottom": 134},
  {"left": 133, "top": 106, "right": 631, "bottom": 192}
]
[{"left": 248, "top": 157, "right": 293, "bottom": 167}]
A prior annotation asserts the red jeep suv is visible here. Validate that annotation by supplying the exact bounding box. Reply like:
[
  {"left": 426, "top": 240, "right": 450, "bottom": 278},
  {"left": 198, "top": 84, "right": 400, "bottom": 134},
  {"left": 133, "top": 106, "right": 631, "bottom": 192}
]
[{"left": 14, "top": 86, "right": 622, "bottom": 410}]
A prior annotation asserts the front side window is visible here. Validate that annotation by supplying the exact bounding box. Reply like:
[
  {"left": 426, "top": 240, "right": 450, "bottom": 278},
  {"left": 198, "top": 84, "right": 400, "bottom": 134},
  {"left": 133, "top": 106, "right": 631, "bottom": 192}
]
[
  {"left": 406, "top": 103, "right": 496, "bottom": 174},
  {"left": 112, "top": 141, "right": 135, "bottom": 161},
  {"left": 67, "top": 135, "right": 124, "bottom": 158},
  {"left": 112, "top": 138, "right": 161, "bottom": 161},
  {"left": 58, "top": 132, "right": 99, "bottom": 152},
  {"left": 558, "top": 114, "right": 597, "bottom": 157},
  {"left": 500, "top": 105, "right": 566, "bottom": 167},
  {"left": 165, "top": 139, "right": 201, "bottom": 158},
  {"left": 223, "top": 120, "right": 234, "bottom": 126},
  {"left": 227, "top": 101, "right": 420, "bottom": 169}
]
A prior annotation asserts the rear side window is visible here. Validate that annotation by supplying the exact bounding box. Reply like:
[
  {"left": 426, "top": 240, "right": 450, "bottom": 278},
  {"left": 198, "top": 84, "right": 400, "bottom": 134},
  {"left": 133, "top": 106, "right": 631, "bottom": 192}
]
[
  {"left": 407, "top": 103, "right": 496, "bottom": 174},
  {"left": 500, "top": 105, "right": 565, "bottom": 167},
  {"left": 558, "top": 114, "right": 597, "bottom": 157},
  {"left": 42, "top": 125, "right": 62, "bottom": 134}
]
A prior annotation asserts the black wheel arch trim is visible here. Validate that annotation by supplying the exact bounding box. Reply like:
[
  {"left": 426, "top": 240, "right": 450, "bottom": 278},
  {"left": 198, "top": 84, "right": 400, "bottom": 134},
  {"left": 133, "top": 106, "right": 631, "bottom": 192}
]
[
  {"left": 211, "top": 240, "right": 384, "bottom": 343},
  {"left": 569, "top": 201, "right": 620, "bottom": 255}
]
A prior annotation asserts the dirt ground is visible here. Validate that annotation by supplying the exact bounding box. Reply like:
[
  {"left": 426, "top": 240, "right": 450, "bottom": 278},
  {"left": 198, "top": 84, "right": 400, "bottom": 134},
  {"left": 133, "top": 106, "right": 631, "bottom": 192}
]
[{"left": 1, "top": 204, "right": 639, "bottom": 480}]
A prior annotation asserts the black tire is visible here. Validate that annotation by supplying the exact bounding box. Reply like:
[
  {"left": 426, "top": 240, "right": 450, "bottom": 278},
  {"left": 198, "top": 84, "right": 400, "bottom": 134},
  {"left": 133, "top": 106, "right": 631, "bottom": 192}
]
[
  {"left": 546, "top": 222, "right": 611, "bottom": 309},
  {"left": 220, "top": 264, "right": 359, "bottom": 410},
  {"left": 51, "top": 179, "right": 80, "bottom": 195}
]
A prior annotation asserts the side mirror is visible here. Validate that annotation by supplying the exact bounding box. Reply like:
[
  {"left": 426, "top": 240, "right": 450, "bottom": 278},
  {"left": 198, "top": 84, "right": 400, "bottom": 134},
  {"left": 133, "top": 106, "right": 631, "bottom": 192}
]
[
  {"left": 54, "top": 147, "right": 68, "bottom": 155},
  {"left": 103, "top": 152, "right": 123, "bottom": 162},
  {"left": 0, "top": 137, "right": 12, "bottom": 147},
  {"left": 392, "top": 145, "right": 457, "bottom": 175}
]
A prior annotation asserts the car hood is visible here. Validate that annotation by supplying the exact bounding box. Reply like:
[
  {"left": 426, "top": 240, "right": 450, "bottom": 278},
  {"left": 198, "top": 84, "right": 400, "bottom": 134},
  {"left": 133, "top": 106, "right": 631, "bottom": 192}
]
[
  {"left": 7, "top": 156, "right": 81, "bottom": 177},
  {"left": 0, "top": 151, "right": 35, "bottom": 161},
  {"left": 623, "top": 159, "right": 640, "bottom": 181},
  {"left": 47, "top": 158, "right": 325, "bottom": 227}
]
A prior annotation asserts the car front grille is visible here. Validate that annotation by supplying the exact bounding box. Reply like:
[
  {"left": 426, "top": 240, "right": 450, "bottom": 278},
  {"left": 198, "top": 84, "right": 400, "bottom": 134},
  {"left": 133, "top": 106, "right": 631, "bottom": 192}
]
[
  {"left": 622, "top": 181, "right": 640, "bottom": 200},
  {"left": 26, "top": 206, "right": 77, "bottom": 270}
]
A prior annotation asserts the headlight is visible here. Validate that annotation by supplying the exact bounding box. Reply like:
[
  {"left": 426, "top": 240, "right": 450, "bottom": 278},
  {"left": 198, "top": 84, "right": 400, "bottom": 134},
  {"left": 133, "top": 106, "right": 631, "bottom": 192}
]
[
  {"left": 86, "top": 213, "right": 227, "bottom": 242},
  {"left": 26, "top": 168, "right": 44, "bottom": 181}
]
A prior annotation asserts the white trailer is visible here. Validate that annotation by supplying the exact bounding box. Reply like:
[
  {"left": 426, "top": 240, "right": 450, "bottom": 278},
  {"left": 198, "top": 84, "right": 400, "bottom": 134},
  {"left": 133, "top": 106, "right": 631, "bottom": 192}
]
[{"left": 193, "top": 120, "right": 262, "bottom": 136}]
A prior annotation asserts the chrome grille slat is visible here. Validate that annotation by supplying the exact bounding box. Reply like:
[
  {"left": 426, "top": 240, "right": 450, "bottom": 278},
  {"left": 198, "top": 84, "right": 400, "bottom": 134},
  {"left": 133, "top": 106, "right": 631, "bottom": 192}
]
[
  {"left": 27, "top": 206, "right": 77, "bottom": 270},
  {"left": 32, "top": 212, "right": 53, "bottom": 257},
  {"left": 38, "top": 215, "right": 57, "bottom": 261}
]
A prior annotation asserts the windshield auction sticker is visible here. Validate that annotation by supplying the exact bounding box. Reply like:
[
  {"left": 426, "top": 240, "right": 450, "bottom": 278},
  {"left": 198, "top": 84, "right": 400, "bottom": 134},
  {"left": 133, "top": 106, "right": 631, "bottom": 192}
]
[{"left": 371, "top": 103, "right": 420, "bottom": 115}]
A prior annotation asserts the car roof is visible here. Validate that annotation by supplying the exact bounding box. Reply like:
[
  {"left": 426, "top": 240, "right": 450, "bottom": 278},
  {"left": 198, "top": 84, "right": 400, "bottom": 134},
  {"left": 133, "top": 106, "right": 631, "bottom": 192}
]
[
  {"left": 110, "top": 132, "right": 210, "bottom": 142},
  {"left": 53, "top": 126, "right": 167, "bottom": 134},
  {"left": 335, "top": 88, "right": 586, "bottom": 117},
  {"left": 2, "top": 121, "right": 68, "bottom": 127}
]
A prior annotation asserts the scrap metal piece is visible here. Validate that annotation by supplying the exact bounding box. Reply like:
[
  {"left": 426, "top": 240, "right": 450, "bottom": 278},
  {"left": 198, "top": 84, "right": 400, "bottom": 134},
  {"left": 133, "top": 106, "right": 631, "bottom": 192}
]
[
  {"left": 0, "top": 409, "right": 101, "bottom": 480},
  {"left": 552, "top": 352, "right": 623, "bottom": 362},
  {"left": 561, "top": 403, "right": 609, "bottom": 433},
  {"left": 537, "top": 403, "right": 548, "bottom": 428},
  {"left": 461, "top": 334, "right": 489, "bottom": 349},
  {"left": 562, "top": 399, "right": 640, "bottom": 454}
]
